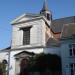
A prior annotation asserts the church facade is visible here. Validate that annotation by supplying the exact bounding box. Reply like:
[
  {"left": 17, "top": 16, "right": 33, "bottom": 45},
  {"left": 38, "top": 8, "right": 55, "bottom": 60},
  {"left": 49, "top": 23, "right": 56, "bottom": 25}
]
[{"left": 0, "top": 0, "right": 75, "bottom": 75}]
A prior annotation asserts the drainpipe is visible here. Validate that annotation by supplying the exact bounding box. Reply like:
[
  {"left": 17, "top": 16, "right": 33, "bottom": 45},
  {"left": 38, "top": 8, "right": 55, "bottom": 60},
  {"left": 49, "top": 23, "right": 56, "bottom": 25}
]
[{"left": 7, "top": 50, "right": 10, "bottom": 75}]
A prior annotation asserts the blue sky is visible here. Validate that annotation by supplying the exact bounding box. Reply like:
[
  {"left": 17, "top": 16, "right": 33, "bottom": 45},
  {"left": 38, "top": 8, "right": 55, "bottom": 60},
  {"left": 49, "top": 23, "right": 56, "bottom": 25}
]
[{"left": 0, "top": 0, "right": 75, "bottom": 49}]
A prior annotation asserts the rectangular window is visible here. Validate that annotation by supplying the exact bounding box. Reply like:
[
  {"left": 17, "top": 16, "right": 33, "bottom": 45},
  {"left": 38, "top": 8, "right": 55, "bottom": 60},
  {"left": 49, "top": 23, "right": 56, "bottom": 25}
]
[
  {"left": 69, "top": 44, "right": 75, "bottom": 56},
  {"left": 47, "top": 14, "right": 50, "bottom": 20},
  {"left": 70, "top": 63, "right": 75, "bottom": 75},
  {"left": 22, "top": 27, "right": 30, "bottom": 45}
]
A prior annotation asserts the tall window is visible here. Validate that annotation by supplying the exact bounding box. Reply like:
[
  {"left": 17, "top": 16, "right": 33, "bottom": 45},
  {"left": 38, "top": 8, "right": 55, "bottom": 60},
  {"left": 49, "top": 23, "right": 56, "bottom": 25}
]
[
  {"left": 69, "top": 44, "right": 75, "bottom": 56},
  {"left": 47, "top": 13, "right": 50, "bottom": 20},
  {"left": 22, "top": 27, "right": 30, "bottom": 45},
  {"left": 70, "top": 63, "right": 75, "bottom": 75}
]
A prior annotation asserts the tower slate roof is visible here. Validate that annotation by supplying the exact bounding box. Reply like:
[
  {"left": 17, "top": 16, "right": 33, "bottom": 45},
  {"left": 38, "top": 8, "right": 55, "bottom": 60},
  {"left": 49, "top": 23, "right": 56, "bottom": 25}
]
[{"left": 41, "top": 0, "right": 49, "bottom": 12}]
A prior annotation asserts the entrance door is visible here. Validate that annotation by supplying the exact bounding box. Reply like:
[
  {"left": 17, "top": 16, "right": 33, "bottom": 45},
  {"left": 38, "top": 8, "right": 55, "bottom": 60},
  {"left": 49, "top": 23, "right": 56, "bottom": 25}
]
[{"left": 20, "top": 58, "right": 29, "bottom": 75}]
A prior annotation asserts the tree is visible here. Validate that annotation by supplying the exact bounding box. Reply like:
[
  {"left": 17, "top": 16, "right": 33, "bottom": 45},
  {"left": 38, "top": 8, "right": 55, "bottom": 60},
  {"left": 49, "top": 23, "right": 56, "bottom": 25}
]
[
  {"left": 0, "top": 62, "right": 6, "bottom": 75},
  {"left": 29, "top": 53, "right": 61, "bottom": 75}
]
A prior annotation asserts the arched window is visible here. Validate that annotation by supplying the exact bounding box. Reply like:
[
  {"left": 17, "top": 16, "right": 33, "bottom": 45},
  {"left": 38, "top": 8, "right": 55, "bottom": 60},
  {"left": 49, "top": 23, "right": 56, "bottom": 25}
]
[{"left": 2, "top": 59, "right": 8, "bottom": 65}]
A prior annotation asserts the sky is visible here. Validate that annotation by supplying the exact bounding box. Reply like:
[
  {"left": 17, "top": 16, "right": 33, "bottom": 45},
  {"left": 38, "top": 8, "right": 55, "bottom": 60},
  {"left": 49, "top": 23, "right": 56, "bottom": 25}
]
[{"left": 0, "top": 0, "right": 75, "bottom": 49}]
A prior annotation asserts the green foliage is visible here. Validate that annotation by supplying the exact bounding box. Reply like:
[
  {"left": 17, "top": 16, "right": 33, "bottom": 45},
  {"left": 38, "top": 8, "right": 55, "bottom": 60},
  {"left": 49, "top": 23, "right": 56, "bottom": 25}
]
[
  {"left": 29, "top": 53, "right": 61, "bottom": 72},
  {"left": 0, "top": 62, "right": 6, "bottom": 75}
]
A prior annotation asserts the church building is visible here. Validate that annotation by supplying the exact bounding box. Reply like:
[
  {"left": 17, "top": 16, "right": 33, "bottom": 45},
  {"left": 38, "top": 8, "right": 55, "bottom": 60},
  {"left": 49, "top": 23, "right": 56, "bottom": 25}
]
[{"left": 0, "top": 0, "right": 75, "bottom": 75}]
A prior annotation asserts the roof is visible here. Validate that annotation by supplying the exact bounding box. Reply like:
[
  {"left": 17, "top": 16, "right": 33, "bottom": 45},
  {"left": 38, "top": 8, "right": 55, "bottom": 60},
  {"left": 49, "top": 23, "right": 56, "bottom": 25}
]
[
  {"left": 11, "top": 13, "right": 42, "bottom": 25},
  {"left": 40, "top": 0, "right": 49, "bottom": 12},
  {"left": 46, "top": 37, "right": 60, "bottom": 47},
  {"left": 61, "top": 23, "right": 75, "bottom": 39},
  {"left": 0, "top": 46, "right": 11, "bottom": 52},
  {"left": 51, "top": 16, "right": 75, "bottom": 33}
]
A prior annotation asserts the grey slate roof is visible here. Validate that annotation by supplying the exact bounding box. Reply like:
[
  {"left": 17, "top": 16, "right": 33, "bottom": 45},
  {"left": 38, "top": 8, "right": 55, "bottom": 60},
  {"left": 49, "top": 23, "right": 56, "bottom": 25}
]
[
  {"left": 51, "top": 16, "right": 75, "bottom": 33},
  {"left": 0, "top": 46, "right": 11, "bottom": 52},
  {"left": 61, "top": 23, "right": 75, "bottom": 38},
  {"left": 40, "top": 0, "right": 49, "bottom": 12}
]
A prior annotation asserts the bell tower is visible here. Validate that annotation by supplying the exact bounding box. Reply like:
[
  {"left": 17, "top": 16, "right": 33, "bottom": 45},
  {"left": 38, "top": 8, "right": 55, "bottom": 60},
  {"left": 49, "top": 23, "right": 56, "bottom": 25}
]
[{"left": 40, "top": 0, "right": 52, "bottom": 21}]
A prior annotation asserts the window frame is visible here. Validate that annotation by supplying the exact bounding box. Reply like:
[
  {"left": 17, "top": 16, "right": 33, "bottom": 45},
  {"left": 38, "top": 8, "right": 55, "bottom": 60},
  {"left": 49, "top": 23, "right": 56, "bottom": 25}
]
[
  {"left": 69, "top": 44, "right": 75, "bottom": 56},
  {"left": 20, "top": 27, "right": 31, "bottom": 45},
  {"left": 69, "top": 63, "right": 75, "bottom": 75}
]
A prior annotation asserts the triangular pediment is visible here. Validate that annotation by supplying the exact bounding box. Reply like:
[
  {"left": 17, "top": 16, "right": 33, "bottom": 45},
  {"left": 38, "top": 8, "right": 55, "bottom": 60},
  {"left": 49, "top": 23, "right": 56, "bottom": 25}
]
[
  {"left": 14, "top": 51, "right": 35, "bottom": 58},
  {"left": 11, "top": 13, "right": 40, "bottom": 25}
]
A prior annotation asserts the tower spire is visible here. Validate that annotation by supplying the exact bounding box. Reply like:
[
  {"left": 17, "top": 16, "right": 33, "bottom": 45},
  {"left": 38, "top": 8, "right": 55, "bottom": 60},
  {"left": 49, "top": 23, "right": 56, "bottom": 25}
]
[
  {"left": 41, "top": 0, "right": 48, "bottom": 12},
  {"left": 40, "top": 0, "right": 52, "bottom": 21}
]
